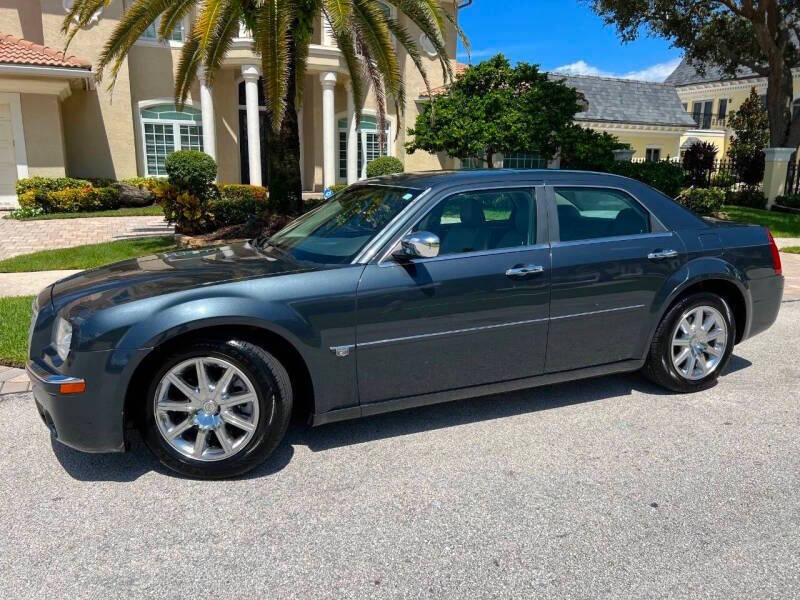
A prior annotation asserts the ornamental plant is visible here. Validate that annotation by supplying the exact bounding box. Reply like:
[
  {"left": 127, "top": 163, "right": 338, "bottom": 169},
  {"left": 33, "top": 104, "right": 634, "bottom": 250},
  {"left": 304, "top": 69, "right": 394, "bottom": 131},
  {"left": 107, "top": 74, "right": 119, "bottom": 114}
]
[{"left": 366, "top": 156, "right": 404, "bottom": 177}]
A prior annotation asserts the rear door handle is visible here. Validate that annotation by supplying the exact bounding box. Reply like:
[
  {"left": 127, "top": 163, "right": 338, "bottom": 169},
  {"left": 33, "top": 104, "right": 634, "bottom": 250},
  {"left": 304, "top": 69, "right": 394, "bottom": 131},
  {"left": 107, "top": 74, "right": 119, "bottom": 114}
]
[
  {"left": 647, "top": 249, "right": 679, "bottom": 260},
  {"left": 505, "top": 264, "right": 544, "bottom": 277}
]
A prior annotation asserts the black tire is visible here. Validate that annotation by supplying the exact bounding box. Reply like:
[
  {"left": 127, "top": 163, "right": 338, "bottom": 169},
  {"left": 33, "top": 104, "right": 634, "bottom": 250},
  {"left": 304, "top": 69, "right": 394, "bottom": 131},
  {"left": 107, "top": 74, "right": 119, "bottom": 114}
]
[
  {"left": 642, "top": 292, "right": 735, "bottom": 393},
  {"left": 141, "top": 339, "right": 292, "bottom": 479}
]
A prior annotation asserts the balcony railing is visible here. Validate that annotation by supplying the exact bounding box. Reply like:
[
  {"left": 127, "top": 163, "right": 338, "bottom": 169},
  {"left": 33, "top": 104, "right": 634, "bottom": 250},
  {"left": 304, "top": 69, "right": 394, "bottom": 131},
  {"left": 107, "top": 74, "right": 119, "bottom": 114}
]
[{"left": 689, "top": 113, "right": 728, "bottom": 130}]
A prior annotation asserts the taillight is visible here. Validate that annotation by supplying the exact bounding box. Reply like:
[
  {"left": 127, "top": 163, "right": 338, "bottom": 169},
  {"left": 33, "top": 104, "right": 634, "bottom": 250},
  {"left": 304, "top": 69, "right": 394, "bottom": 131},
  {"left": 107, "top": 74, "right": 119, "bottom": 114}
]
[{"left": 767, "top": 229, "right": 782, "bottom": 276}]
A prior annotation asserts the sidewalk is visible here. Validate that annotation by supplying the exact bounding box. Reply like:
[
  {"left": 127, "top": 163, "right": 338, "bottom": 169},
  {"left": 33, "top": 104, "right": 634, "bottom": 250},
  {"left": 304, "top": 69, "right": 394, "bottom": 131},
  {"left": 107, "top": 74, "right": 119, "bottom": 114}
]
[{"left": 0, "top": 270, "right": 81, "bottom": 298}]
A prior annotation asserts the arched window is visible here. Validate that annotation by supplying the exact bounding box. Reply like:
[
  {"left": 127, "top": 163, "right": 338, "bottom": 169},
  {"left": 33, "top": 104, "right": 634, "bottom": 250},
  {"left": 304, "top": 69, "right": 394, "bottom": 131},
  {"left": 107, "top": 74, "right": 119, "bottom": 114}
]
[
  {"left": 140, "top": 103, "right": 203, "bottom": 176},
  {"left": 338, "top": 115, "right": 392, "bottom": 181}
]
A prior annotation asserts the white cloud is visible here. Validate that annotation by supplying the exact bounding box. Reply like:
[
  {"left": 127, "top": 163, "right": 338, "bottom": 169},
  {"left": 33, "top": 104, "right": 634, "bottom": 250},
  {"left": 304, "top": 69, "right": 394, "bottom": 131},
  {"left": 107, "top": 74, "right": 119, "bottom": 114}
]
[{"left": 552, "top": 57, "right": 682, "bottom": 82}]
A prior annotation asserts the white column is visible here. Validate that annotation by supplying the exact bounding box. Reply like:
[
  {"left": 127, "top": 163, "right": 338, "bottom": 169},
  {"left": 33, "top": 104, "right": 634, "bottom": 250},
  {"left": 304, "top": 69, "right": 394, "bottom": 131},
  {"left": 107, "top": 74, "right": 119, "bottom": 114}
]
[
  {"left": 297, "top": 104, "right": 305, "bottom": 191},
  {"left": 241, "top": 65, "right": 262, "bottom": 187},
  {"left": 321, "top": 15, "right": 334, "bottom": 46},
  {"left": 346, "top": 83, "right": 358, "bottom": 184},
  {"left": 199, "top": 68, "right": 216, "bottom": 163},
  {"left": 320, "top": 71, "right": 337, "bottom": 190}
]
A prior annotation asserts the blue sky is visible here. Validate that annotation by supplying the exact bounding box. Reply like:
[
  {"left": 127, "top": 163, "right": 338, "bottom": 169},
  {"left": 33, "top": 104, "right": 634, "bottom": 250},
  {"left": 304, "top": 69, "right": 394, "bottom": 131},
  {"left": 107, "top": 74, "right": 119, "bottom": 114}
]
[{"left": 456, "top": 0, "right": 683, "bottom": 82}]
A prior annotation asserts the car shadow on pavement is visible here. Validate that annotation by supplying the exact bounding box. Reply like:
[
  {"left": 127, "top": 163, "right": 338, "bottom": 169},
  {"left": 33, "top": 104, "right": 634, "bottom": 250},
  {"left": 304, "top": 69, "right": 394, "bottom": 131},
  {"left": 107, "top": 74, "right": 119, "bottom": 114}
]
[{"left": 51, "top": 356, "right": 752, "bottom": 482}]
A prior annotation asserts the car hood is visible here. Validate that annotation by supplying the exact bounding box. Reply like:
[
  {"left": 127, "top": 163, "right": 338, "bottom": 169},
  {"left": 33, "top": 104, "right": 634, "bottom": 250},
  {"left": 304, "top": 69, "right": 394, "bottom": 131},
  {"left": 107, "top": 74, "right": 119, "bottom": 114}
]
[{"left": 50, "top": 241, "right": 318, "bottom": 312}]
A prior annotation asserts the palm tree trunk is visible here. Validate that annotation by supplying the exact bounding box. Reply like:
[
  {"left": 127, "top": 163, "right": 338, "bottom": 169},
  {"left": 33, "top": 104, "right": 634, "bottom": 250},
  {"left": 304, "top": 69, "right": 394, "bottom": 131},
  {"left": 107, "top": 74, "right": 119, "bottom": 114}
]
[{"left": 267, "top": 46, "right": 303, "bottom": 214}]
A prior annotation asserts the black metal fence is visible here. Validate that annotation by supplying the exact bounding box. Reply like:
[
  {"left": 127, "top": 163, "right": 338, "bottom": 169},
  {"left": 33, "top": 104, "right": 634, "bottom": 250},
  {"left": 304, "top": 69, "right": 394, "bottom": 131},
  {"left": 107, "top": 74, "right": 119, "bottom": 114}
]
[
  {"left": 631, "top": 158, "right": 758, "bottom": 190},
  {"left": 785, "top": 154, "right": 800, "bottom": 195}
]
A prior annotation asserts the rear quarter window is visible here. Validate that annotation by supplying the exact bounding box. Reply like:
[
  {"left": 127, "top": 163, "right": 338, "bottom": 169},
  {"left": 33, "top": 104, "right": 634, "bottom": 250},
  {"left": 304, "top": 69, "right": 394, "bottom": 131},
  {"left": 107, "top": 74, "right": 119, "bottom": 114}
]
[{"left": 555, "top": 187, "right": 651, "bottom": 242}]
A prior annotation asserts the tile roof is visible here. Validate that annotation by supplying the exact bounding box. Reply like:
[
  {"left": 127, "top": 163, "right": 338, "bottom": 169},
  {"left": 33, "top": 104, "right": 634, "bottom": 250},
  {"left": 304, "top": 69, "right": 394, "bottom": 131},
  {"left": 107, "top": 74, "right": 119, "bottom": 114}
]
[
  {"left": 554, "top": 73, "right": 698, "bottom": 128},
  {"left": 420, "top": 62, "right": 472, "bottom": 96},
  {"left": 664, "top": 57, "right": 757, "bottom": 87},
  {"left": 0, "top": 33, "right": 91, "bottom": 70}
]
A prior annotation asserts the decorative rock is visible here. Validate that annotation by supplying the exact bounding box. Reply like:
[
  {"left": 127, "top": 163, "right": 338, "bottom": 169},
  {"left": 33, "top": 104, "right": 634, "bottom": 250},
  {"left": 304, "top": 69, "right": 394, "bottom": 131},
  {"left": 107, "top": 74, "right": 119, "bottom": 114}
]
[{"left": 114, "top": 182, "right": 154, "bottom": 208}]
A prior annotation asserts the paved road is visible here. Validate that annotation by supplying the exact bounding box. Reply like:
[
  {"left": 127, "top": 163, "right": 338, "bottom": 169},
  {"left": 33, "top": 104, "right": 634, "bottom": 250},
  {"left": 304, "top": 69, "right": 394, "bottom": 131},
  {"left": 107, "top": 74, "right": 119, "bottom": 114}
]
[{"left": 1, "top": 304, "right": 798, "bottom": 599}]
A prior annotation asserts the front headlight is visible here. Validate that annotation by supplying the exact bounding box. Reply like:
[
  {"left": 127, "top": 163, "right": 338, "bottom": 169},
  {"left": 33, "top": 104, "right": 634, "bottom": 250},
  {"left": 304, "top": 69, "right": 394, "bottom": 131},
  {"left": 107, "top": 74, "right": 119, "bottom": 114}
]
[{"left": 52, "top": 317, "right": 73, "bottom": 361}]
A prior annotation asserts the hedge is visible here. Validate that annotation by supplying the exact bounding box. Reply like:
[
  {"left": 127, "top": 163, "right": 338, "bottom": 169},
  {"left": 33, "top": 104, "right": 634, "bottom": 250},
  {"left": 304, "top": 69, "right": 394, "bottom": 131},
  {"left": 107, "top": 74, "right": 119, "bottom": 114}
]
[
  {"left": 366, "top": 156, "right": 404, "bottom": 177},
  {"left": 776, "top": 194, "right": 800, "bottom": 209},
  {"left": 211, "top": 185, "right": 269, "bottom": 227},
  {"left": 19, "top": 186, "right": 120, "bottom": 213},
  {"left": 676, "top": 187, "right": 724, "bottom": 216},
  {"left": 606, "top": 161, "right": 686, "bottom": 198},
  {"left": 15, "top": 176, "right": 92, "bottom": 196},
  {"left": 727, "top": 189, "right": 767, "bottom": 209}
]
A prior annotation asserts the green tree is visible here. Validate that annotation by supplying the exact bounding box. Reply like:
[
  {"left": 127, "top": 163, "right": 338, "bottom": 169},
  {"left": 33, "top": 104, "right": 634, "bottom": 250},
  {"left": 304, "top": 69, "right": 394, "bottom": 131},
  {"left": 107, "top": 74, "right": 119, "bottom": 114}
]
[
  {"left": 406, "top": 55, "right": 582, "bottom": 167},
  {"left": 588, "top": 0, "right": 800, "bottom": 148},
  {"left": 558, "top": 125, "right": 628, "bottom": 171},
  {"left": 728, "top": 87, "right": 770, "bottom": 187},
  {"left": 64, "top": 0, "right": 459, "bottom": 213}
]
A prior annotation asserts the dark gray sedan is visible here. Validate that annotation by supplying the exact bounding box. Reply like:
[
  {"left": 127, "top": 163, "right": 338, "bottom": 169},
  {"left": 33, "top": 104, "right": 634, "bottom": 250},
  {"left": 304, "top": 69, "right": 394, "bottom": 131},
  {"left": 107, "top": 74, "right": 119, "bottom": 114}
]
[{"left": 27, "top": 170, "right": 784, "bottom": 478}]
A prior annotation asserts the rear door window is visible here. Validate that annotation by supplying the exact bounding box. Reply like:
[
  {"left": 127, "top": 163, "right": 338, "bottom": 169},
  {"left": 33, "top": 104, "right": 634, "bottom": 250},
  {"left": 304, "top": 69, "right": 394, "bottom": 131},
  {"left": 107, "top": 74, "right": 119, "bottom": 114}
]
[{"left": 554, "top": 187, "right": 650, "bottom": 242}]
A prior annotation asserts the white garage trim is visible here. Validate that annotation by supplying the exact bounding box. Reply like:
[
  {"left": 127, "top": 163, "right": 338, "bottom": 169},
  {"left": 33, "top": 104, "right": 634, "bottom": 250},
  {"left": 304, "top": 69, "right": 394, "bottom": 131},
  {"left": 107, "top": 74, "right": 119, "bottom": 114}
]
[{"left": 0, "top": 92, "right": 28, "bottom": 207}]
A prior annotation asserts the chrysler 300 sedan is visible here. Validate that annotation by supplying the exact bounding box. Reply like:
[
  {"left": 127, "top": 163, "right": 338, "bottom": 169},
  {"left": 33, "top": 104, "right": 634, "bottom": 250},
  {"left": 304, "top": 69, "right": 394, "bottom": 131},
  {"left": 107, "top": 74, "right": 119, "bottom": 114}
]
[{"left": 27, "top": 170, "right": 784, "bottom": 478}]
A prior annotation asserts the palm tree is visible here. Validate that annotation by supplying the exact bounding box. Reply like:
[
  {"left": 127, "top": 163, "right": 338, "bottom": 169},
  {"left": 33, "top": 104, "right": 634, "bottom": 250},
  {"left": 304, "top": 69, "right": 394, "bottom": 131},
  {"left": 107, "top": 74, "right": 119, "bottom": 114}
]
[{"left": 63, "top": 0, "right": 464, "bottom": 212}]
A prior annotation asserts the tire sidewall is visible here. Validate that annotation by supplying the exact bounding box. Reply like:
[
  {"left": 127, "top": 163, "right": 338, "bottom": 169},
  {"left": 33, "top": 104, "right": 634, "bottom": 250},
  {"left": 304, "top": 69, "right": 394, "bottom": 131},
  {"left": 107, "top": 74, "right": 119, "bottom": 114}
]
[
  {"left": 656, "top": 293, "right": 735, "bottom": 392},
  {"left": 142, "top": 340, "right": 290, "bottom": 479}
]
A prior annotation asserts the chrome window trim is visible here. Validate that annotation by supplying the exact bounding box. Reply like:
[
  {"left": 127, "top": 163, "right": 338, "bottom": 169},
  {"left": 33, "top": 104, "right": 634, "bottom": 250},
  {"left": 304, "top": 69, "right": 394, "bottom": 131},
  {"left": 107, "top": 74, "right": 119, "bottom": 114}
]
[
  {"left": 550, "top": 231, "right": 675, "bottom": 249},
  {"left": 378, "top": 242, "right": 551, "bottom": 268},
  {"left": 353, "top": 304, "right": 646, "bottom": 349},
  {"left": 376, "top": 184, "right": 542, "bottom": 266},
  {"left": 550, "top": 184, "right": 670, "bottom": 239}
]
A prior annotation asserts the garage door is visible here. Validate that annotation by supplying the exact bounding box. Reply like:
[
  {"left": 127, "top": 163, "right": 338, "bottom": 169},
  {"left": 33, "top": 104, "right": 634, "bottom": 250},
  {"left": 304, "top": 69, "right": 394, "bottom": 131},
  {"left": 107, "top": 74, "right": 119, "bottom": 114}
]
[{"left": 0, "top": 102, "right": 18, "bottom": 199}]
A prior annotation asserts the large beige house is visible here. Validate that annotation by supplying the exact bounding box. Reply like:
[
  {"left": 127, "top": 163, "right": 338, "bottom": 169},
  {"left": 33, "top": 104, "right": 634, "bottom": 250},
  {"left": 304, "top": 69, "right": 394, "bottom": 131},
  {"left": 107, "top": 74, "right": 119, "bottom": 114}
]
[
  {"left": 0, "top": 0, "right": 459, "bottom": 208},
  {"left": 665, "top": 58, "right": 795, "bottom": 159}
]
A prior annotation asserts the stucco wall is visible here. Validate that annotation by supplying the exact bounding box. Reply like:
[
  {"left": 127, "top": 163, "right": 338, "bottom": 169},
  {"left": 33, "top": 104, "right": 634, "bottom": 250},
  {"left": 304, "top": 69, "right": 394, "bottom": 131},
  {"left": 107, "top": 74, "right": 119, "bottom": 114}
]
[
  {"left": 21, "top": 93, "right": 66, "bottom": 177},
  {"left": 40, "top": 0, "right": 138, "bottom": 179},
  {"left": 587, "top": 124, "right": 684, "bottom": 161}
]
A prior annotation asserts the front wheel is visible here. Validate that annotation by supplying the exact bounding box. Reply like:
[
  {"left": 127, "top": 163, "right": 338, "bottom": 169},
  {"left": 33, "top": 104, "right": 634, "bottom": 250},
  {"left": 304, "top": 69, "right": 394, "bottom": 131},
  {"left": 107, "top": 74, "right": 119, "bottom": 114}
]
[
  {"left": 642, "top": 292, "right": 735, "bottom": 393},
  {"left": 141, "top": 339, "right": 292, "bottom": 479}
]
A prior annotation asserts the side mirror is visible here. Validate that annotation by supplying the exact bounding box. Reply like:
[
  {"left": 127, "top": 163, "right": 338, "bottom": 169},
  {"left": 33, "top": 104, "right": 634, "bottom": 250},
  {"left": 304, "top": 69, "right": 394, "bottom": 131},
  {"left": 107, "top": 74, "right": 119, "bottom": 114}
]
[{"left": 394, "top": 231, "right": 440, "bottom": 260}]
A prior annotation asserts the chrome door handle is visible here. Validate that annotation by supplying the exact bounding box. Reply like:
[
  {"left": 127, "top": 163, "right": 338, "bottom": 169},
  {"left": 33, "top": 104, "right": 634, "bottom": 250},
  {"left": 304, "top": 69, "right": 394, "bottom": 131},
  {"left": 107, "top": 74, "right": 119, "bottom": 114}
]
[
  {"left": 505, "top": 264, "right": 544, "bottom": 277},
  {"left": 647, "top": 249, "right": 679, "bottom": 260}
]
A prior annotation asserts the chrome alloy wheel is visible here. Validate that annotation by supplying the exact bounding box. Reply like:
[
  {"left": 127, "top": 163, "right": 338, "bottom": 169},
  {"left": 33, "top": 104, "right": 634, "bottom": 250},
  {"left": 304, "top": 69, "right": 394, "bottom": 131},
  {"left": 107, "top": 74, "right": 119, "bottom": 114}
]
[
  {"left": 154, "top": 357, "right": 261, "bottom": 461},
  {"left": 671, "top": 305, "right": 728, "bottom": 381}
]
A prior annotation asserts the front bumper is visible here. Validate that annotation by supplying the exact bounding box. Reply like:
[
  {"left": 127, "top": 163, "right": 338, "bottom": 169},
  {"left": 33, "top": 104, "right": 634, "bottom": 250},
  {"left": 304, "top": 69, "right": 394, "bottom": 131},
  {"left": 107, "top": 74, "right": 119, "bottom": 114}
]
[{"left": 27, "top": 348, "right": 150, "bottom": 453}]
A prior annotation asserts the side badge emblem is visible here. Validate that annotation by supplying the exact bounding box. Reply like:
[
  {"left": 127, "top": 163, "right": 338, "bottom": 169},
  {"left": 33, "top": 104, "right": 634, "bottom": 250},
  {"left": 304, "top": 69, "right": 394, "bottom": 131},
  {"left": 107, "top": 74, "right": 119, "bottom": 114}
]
[{"left": 330, "top": 345, "right": 353, "bottom": 358}]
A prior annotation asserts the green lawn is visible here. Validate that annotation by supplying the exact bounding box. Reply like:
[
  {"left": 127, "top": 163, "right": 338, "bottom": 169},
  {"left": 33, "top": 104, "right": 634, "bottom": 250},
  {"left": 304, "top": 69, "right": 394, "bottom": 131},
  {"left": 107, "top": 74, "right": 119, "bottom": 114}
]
[
  {"left": 3, "top": 205, "right": 164, "bottom": 221},
  {"left": 718, "top": 205, "right": 800, "bottom": 238},
  {"left": 782, "top": 246, "right": 800, "bottom": 254},
  {"left": 0, "top": 236, "right": 176, "bottom": 273},
  {"left": 0, "top": 296, "right": 33, "bottom": 368}
]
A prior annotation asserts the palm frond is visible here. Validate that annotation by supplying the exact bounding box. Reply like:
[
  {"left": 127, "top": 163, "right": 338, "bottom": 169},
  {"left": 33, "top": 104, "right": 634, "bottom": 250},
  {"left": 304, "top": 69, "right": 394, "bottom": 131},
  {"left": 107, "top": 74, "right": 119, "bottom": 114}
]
[
  {"left": 202, "top": 1, "right": 245, "bottom": 85},
  {"left": 61, "top": 0, "right": 111, "bottom": 50},
  {"left": 175, "top": 32, "right": 204, "bottom": 108},
  {"left": 158, "top": 0, "right": 197, "bottom": 40},
  {"left": 253, "top": 0, "right": 293, "bottom": 132}
]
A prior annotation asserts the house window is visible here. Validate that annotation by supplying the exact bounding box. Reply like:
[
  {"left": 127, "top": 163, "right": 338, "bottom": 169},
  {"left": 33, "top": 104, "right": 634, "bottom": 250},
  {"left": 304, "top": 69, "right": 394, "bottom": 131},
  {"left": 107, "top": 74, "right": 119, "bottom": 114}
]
[
  {"left": 793, "top": 98, "right": 800, "bottom": 121},
  {"left": 692, "top": 100, "right": 713, "bottom": 129},
  {"left": 503, "top": 152, "right": 547, "bottom": 169},
  {"left": 140, "top": 103, "right": 203, "bottom": 176},
  {"left": 337, "top": 115, "right": 390, "bottom": 180},
  {"left": 645, "top": 148, "right": 661, "bottom": 162},
  {"left": 718, "top": 98, "right": 728, "bottom": 124},
  {"left": 142, "top": 17, "right": 185, "bottom": 42}
]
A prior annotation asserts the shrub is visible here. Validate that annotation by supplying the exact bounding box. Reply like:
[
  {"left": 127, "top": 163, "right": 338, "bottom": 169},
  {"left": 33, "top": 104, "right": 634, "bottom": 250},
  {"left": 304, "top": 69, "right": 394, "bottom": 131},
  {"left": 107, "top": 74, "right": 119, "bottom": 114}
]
[
  {"left": 17, "top": 185, "right": 120, "bottom": 213},
  {"left": 7, "top": 205, "right": 45, "bottom": 220},
  {"left": 676, "top": 187, "right": 724, "bottom": 216},
  {"left": 327, "top": 183, "right": 348, "bottom": 194},
  {"left": 158, "top": 184, "right": 213, "bottom": 234},
  {"left": 15, "top": 176, "right": 92, "bottom": 197},
  {"left": 682, "top": 141, "right": 718, "bottom": 187},
  {"left": 727, "top": 189, "right": 767, "bottom": 209},
  {"left": 607, "top": 160, "right": 686, "bottom": 198},
  {"left": 366, "top": 156, "right": 404, "bottom": 177},
  {"left": 776, "top": 194, "right": 800, "bottom": 208},
  {"left": 710, "top": 171, "right": 737, "bottom": 190},
  {"left": 122, "top": 177, "right": 163, "bottom": 193},
  {"left": 164, "top": 150, "right": 217, "bottom": 199},
  {"left": 211, "top": 185, "right": 269, "bottom": 227}
]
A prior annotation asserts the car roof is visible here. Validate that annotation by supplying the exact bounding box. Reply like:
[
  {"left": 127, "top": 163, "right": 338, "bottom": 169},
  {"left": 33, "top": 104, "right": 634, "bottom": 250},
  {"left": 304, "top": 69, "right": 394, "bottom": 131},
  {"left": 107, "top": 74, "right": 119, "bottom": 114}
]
[{"left": 362, "top": 169, "right": 638, "bottom": 190}]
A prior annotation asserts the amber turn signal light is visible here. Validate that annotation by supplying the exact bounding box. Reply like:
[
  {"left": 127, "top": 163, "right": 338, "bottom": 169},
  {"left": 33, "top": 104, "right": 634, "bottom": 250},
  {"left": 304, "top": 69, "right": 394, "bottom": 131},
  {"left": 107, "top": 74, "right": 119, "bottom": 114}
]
[{"left": 59, "top": 381, "right": 86, "bottom": 395}]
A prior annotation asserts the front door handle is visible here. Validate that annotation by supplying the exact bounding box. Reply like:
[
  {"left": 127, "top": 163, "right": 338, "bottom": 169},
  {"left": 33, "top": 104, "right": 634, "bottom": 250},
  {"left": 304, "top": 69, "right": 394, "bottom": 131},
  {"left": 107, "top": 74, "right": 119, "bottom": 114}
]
[
  {"left": 647, "top": 249, "right": 679, "bottom": 260},
  {"left": 505, "top": 264, "right": 544, "bottom": 277}
]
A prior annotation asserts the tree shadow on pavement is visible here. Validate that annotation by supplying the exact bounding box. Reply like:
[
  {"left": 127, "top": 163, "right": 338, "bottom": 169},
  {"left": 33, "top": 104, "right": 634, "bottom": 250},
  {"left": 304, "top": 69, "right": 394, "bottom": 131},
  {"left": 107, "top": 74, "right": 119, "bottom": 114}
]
[{"left": 52, "top": 356, "right": 752, "bottom": 482}]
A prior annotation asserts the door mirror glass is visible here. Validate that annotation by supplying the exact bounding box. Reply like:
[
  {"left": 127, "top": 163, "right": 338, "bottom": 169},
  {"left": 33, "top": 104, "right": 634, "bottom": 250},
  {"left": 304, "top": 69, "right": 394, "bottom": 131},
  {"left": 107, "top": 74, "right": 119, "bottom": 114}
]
[{"left": 394, "top": 231, "right": 441, "bottom": 259}]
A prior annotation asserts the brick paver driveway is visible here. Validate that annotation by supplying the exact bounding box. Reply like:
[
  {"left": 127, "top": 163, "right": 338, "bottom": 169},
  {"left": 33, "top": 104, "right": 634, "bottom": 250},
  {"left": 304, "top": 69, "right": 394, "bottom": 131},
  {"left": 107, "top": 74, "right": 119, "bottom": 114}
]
[{"left": 0, "top": 215, "right": 173, "bottom": 260}]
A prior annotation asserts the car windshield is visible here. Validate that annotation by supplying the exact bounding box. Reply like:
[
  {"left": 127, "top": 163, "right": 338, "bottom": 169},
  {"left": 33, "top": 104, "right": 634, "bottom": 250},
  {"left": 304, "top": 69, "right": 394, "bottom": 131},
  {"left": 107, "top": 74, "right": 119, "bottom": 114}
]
[{"left": 262, "top": 185, "right": 423, "bottom": 264}]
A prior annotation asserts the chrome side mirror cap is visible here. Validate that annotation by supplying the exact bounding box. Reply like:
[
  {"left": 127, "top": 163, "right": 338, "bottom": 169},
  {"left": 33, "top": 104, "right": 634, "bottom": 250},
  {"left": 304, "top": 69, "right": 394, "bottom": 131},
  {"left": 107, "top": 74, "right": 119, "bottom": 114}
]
[{"left": 395, "top": 231, "right": 440, "bottom": 260}]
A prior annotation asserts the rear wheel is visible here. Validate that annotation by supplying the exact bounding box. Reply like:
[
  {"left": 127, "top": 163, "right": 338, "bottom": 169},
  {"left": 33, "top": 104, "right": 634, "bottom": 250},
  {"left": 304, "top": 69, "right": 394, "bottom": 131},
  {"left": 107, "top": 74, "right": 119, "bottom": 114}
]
[
  {"left": 642, "top": 292, "right": 734, "bottom": 393},
  {"left": 141, "top": 339, "right": 292, "bottom": 479}
]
